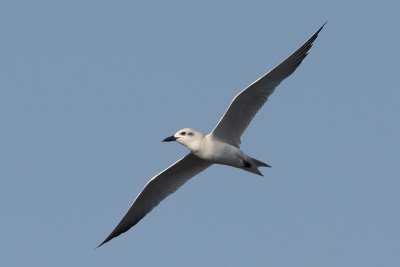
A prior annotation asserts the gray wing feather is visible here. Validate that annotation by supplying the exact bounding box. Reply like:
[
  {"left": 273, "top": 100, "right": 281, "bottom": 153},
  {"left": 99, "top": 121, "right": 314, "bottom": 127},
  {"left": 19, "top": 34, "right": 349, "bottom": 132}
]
[
  {"left": 211, "top": 23, "right": 325, "bottom": 147},
  {"left": 98, "top": 153, "right": 211, "bottom": 247}
]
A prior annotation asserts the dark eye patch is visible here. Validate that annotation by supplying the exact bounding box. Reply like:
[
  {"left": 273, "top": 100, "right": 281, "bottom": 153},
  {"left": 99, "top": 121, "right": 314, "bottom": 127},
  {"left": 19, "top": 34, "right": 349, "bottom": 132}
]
[
  {"left": 188, "top": 132, "right": 194, "bottom": 136},
  {"left": 180, "top": 131, "right": 186, "bottom": 135}
]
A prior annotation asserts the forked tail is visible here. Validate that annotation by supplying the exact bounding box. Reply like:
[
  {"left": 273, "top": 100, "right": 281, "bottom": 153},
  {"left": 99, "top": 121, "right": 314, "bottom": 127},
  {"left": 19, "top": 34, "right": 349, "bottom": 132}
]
[
  {"left": 250, "top": 157, "right": 271, "bottom": 168},
  {"left": 240, "top": 157, "right": 271, "bottom": 176}
]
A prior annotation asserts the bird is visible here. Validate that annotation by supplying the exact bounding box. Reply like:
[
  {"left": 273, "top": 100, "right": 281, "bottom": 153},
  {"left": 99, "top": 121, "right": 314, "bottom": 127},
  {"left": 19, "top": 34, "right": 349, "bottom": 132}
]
[{"left": 98, "top": 23, "right": 326, "bottom": 247}]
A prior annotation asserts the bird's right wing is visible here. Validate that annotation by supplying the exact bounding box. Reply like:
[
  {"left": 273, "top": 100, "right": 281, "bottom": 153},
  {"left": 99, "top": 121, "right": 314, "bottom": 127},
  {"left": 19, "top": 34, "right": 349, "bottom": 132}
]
[
  {"left": 98, "top": 153, "right": 211, "bottom": 247},
  {"left": 211, "top": 23, "right": 326, "bottom": 147}
]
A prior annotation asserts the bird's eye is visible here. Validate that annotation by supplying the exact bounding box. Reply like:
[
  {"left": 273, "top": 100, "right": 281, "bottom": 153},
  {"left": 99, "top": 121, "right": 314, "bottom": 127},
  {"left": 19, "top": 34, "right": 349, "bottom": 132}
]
[{"left": 180, "top": 131, "right": 186, "bottom": 136}]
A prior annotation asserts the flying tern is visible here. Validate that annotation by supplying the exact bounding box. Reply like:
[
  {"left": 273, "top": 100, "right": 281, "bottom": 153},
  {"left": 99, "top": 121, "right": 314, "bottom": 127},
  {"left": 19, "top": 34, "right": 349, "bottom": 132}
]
[{"left": 98, "top": 23, "right": 325, "bottom": 247}]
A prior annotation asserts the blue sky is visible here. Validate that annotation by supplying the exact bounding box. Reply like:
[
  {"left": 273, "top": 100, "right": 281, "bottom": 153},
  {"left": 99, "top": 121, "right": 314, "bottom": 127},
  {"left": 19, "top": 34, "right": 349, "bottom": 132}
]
[{"left": 1, "top": 0, "right": 399, "bottom": 266}]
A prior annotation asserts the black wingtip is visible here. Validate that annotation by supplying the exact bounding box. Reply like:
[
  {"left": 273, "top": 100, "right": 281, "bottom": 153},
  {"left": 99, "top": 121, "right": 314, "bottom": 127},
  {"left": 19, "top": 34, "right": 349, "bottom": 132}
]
[
  {"left": 96, "top": 235, "right": 114, "bottom": 249},
  {"left": 311, "top": 21, "right": 327, "bottom": 41},
  {"left": 318, "top": 21, "right": 328, "bottom": 32},
  {"left": 96, "top": 239, "right": 107, "bottom": 249}
]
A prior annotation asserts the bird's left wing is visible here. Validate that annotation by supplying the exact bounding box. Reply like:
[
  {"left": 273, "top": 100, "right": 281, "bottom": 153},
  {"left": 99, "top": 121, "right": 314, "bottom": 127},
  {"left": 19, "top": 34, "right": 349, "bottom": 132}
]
[
  {"left": 98, "top": 153, "right": 211, "bottom": 247},
  {"left": 211, "top": 23, "right": 326, "bottom": 147}
]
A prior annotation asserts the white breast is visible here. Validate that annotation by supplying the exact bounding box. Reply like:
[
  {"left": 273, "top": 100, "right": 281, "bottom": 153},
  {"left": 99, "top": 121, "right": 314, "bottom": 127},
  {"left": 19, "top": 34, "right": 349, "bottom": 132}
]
[{"left": 194, "top": 135, "right": 244, "bottom": 167}]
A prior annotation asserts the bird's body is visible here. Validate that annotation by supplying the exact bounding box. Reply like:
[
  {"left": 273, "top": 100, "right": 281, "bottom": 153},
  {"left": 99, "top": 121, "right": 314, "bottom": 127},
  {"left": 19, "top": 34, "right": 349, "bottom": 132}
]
[
  {"left": 199, "top": 135, "right": 245, "bottom": 167},
  {"left": 173, "top": 129, "right": 266, "bottom": 175},
  {"left": 98, "top": 23, "right": 326, "bottom": 247}
]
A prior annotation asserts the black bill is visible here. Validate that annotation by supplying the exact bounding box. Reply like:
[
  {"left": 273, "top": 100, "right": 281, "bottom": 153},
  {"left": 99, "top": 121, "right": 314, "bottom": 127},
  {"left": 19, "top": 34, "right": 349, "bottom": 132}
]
[{"left": 162, "top": 135, "right": 177, "bottom": 142}]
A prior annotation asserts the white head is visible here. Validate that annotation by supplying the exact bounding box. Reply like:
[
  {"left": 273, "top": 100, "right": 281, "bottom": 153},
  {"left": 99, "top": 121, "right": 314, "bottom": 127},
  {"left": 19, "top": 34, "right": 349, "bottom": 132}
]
[{"left": 162, "top": 128, "right": 205, "bottom": 151}]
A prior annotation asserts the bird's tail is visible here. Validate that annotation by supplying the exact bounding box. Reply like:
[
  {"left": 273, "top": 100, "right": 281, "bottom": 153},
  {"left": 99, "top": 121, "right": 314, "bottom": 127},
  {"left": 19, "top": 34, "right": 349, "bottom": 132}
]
[
  {"left": 250, "top": 157, "right": 271, "bottom": 168},
  {"left": 240, "top": 157, "right": 271, "bottom": 176}
]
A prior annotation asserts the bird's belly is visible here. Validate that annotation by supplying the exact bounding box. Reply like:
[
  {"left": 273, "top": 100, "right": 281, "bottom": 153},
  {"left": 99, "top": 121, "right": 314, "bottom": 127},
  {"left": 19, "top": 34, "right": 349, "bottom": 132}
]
[{"left": 195, "top": 142, "right": 243, "bottom": 167}]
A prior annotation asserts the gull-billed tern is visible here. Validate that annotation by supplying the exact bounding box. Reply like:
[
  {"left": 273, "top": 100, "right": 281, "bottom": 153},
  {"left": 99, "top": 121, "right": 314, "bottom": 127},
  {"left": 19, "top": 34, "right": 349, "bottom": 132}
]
[{"left": 98, "top": 23, "right": 325, "bottom": 247}]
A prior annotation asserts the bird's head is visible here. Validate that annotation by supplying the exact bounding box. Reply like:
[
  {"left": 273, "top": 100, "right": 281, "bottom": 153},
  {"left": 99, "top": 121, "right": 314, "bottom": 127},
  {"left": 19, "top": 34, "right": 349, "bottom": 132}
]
[{"left": 162, "top": 128, "right": 205, "bottom": 151}]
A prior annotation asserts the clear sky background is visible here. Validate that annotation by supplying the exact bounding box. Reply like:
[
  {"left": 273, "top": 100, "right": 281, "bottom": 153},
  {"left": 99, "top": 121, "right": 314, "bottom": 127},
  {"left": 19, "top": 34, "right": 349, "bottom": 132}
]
[{"left": 1, "top": 1, "right": 399, "bottom": 266}]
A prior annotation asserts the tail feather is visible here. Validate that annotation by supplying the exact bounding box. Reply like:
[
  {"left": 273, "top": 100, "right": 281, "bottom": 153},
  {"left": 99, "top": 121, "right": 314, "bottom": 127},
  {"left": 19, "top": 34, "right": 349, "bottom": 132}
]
[
  {"left": 243, "top": 167, "right": 264, "bottom": 176},
  {"left": 251, "top": 157, "right": 271, "bottom": 168}
]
